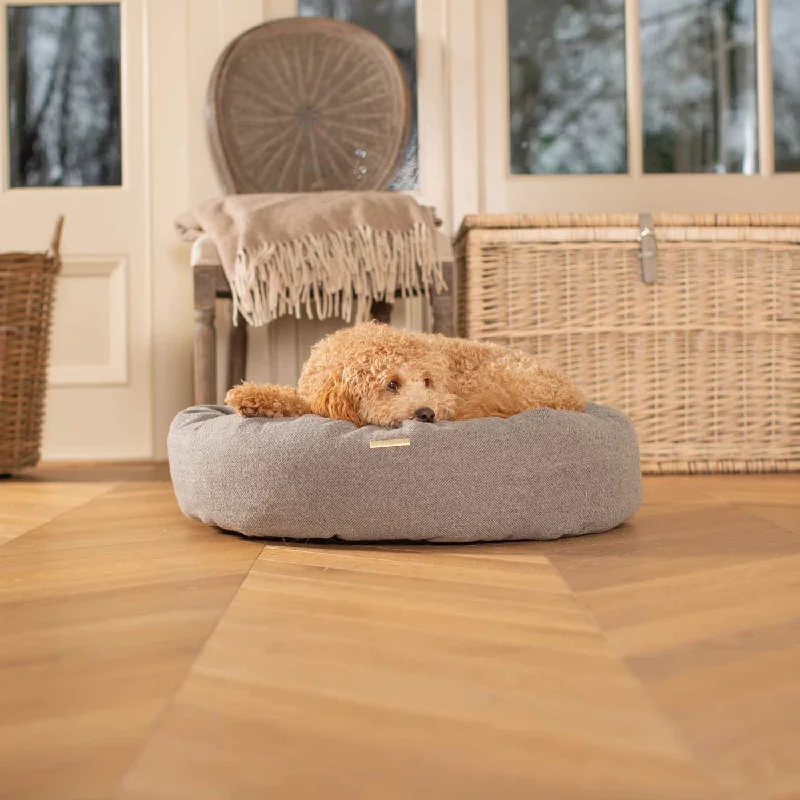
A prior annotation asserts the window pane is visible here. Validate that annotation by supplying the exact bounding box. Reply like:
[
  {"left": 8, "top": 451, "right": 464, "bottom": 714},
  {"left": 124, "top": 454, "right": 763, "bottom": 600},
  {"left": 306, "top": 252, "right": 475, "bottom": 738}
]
[
  {"left": 6, "top": 4, "right": 121, "bottom": 188},
  {"left": 772, "top": 0, "right": 800, "bottom": 172},
  {"left": 298, "top": 0, "right": 418, "bottom": 191},
  {"left": 641, "top": 0, "right": 758, "bottom": 175},
  {"left": 508, "top": 0, "right": 627, "bottom": 175}
]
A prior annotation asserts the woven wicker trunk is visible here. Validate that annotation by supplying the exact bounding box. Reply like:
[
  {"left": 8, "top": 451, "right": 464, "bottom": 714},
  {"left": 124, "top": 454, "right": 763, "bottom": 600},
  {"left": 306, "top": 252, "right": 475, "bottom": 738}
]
[
  {"left": 454, "top": 213, "right": 800, "bottom": 474},
  {"left": 0, "top": 218, "right": 63, "bottom": 475}
]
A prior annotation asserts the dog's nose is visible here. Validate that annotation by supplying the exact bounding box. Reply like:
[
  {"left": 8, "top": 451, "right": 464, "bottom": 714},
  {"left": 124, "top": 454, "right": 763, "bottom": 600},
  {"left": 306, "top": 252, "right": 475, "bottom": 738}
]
[{"left": 415, "top": 407, "right": 435, "bottom": 423}]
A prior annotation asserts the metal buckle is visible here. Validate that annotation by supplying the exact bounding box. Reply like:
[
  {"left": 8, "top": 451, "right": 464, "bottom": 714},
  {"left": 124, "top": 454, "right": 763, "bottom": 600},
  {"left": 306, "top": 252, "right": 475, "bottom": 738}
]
[{"left": 638, "top": 212, "right": 658, "bottom": 285}]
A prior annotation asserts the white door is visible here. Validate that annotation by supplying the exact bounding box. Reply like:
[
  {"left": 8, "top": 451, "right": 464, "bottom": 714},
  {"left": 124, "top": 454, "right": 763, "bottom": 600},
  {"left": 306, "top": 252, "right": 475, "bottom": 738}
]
[{"left": 0, "top": 0, "right": 151, "bottom": 460}]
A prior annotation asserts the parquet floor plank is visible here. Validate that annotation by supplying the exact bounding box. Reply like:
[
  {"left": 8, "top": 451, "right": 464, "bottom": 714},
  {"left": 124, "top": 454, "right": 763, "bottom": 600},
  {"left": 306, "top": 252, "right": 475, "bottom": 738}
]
[
  {"left": 119, "top": 543, "right": 717, "bottom": 800},
  {"left": 543, "top": 477, "right": 800, "bottom": 800},
  {"left": 0, "top": 481, "right": 112, "bottom": 545},
  {"left": 0, "top": 482, "right": 263, "bottom": 800}
]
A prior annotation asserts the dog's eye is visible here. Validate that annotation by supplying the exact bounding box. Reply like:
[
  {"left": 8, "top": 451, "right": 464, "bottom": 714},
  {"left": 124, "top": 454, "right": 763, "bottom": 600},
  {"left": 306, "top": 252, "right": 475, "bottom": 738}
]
[
  {"left": 424, "top": 378, "right": 432, "bottom": 388},
  {"left": 387, "top": 380, "right": 399, "bottom": 392}
]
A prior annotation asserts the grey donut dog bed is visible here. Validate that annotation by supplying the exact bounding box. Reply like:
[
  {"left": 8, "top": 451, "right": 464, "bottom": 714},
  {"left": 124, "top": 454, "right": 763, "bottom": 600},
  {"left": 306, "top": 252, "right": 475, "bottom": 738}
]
[{"left": 168, "top": 403, "right": 641, "bottom": 543}]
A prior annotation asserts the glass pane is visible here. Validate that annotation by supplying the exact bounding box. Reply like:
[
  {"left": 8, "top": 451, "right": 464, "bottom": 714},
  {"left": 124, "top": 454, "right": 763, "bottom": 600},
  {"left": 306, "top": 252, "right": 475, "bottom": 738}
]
[
  {"left": 772, "top": 0, "right": 800, "bottom": 172},
  {"left": 6, "top": 4, "right": 121, "bottom": 188},
  {"left": 508, "top": 0, "right": 627, "bottom": 175},
  {"left": 298, "top": 0, "right": 418, "bottom": 191},
  {"left": 641, "top": 0, "right": 758, "bottom": 175}
]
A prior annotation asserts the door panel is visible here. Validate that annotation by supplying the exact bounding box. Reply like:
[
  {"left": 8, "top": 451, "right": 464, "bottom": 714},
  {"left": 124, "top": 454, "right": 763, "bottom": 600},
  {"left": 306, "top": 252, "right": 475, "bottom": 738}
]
[{"left": 0, "top": 0, "right": 151, "bottom": 460}]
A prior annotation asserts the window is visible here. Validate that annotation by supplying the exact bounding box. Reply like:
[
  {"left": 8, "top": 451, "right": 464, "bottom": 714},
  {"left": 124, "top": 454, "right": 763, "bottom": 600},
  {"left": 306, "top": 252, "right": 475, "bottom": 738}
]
[
  {"left": 772, "top": 0, "right": 800, "bottom": 172},
  {"left": 641, "top": 0, "right": 758, "bottom": 175},
  {"left": 6, "top": 4, "right": 121, "bottom": 188},
  {"left": 506, "top": 0, "right": 797, "bottom": 178},
  {"left": 508, "top": 0, "right": 627, "bottom": 175},
  {"left": 298, "top": 0, "right": 418, "bottom": 190}
]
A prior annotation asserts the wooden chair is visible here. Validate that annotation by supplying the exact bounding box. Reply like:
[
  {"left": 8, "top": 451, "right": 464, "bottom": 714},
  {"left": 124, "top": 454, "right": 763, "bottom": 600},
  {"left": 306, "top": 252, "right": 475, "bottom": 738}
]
[
  {"left": 192, "top": 236, "right": 455, "bottom": 405},
  {"left": 193, "top": 17, "right": 453, "bottom": 405}
]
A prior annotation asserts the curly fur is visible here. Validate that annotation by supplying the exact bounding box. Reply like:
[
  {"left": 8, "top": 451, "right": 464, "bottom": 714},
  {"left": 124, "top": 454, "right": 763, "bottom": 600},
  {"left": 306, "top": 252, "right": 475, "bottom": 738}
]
[{"left": 226, "top": 322, "right": 586, "bottom": 427}]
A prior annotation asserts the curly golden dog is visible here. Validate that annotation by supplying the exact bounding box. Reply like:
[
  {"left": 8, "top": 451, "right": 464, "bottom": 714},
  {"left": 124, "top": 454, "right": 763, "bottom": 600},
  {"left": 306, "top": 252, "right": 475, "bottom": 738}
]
[{"left": 225, "top": 322, "right": 585, "bottom": 427}]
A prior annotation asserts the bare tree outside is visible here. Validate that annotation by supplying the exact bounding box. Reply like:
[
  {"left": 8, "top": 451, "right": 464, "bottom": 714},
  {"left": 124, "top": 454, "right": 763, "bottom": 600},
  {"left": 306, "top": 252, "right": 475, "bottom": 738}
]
[
  {"left": 772, "top": 0, "right": 800, "bottom": 172},
  {"left": 641, "top": 0, "right": 758, "bottom": 174},
  {"left": 6, "top": 3, "right": 121, "bottom": 188},
  {"left": 508, "top": 0, "right": 769, "bottom": 176},
  {"left": 508, "top": 0, "right": 628, "bottom": 175},
  {"left": 298, "top": 0, "right": 418, "bottom": 191}
]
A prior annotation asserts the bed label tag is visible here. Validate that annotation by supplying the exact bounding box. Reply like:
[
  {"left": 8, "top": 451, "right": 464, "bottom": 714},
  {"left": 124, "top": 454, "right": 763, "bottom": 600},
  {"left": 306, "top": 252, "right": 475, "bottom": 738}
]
[{"left": 370, "top": 438, "right": 411, "bottom": 449}]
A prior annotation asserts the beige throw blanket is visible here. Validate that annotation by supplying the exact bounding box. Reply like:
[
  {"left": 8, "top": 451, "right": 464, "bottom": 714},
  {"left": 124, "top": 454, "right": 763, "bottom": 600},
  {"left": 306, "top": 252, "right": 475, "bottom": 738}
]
[{"left": 176, "top": 192, "right": 444, "bottom": 326}]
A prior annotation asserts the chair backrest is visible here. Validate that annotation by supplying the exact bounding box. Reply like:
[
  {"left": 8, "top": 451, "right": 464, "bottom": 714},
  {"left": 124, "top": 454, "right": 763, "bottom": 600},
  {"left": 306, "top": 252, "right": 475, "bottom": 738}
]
[{"left": 206, "top": 16, "right": 412, "bottom": 194}]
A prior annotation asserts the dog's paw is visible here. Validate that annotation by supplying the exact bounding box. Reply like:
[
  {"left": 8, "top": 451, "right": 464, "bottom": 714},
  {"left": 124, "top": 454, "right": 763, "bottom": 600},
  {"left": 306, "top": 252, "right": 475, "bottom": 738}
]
[{"left": 225, "top": 384, "right": 275, "bottom": 418}]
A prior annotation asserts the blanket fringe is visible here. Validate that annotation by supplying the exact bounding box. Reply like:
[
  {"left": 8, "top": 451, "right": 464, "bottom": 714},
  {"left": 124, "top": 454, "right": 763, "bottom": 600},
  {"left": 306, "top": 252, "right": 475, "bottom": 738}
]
[{"left": 231, "top": 223, "right": 445, "bottom": 326}]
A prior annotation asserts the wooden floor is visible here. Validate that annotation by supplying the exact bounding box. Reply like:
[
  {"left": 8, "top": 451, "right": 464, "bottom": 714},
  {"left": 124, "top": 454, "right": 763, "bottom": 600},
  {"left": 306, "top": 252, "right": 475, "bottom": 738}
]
[{"left": 1, "top": 468, "right": 799, "bottom": 799}]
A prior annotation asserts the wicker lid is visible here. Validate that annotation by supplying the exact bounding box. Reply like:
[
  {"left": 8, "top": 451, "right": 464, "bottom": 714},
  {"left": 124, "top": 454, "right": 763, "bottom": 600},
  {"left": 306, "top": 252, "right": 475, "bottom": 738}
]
[
  {"left": 456, "top": 213, "right": 800, "bottom": 242},
  {"left": 206, "top": 17, "right": 412, "bottom": 194}
]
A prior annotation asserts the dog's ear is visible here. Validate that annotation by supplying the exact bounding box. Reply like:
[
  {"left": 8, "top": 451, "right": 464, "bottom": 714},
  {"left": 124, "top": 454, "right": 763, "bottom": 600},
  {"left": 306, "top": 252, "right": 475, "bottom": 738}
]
[
  {"left": 301, "top": 370, "right": 362, "bottom": 425},
  {"left": 321, "top": 376, "right": 361, "bottom": 425}
]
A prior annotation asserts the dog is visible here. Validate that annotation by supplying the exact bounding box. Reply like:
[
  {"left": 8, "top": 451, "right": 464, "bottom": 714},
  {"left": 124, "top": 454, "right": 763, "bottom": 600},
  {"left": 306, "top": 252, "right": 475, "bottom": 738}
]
[{"left": 225, "top": 322, "right": 586, "bottom": 427}]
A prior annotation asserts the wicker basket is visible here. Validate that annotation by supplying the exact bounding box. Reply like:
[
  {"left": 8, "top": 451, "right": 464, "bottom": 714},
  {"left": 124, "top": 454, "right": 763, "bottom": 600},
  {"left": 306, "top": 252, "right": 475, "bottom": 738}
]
[
  {"left": 0, "top": 217, "right": 64, "bottom": 475},
  {"left": 454, "top": 213, "right": 800, "bottom": 474}
]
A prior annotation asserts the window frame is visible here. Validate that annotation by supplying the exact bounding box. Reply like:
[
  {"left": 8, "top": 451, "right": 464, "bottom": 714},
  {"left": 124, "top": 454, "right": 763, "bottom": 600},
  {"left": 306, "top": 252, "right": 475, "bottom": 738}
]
[
  {"left": 0, "top": 0, "right": 128, "bottom": 193},
  {"left": 473, "top": 0, "right": 800, "bottom": 216}
]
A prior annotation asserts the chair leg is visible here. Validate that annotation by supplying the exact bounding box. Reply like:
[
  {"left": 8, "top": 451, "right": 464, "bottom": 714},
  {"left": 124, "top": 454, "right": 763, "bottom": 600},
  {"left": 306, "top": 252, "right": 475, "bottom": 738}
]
[
  {"left": 431, "top": 259, "right": 456, "bottom": 337},
  {"left": 193, "top": 263, "right": 217, "bottom": 405},
  {"left": 227, "top": 312, "right": 249, "bottom": 391},
  {"left": 370, "top": 299, "right": 393, "bottom": 325}
]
